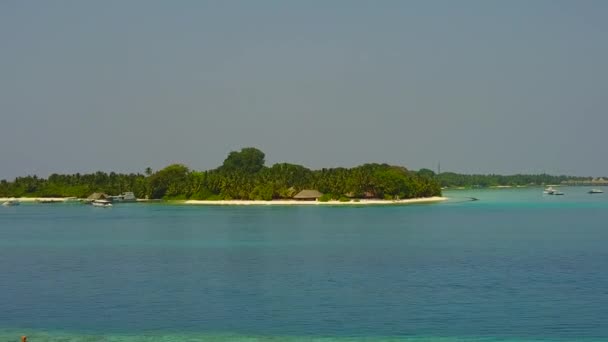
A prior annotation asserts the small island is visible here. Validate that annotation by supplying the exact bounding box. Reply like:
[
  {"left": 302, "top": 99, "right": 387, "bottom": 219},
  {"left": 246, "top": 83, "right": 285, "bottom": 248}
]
[{"left": 0, "top": 147, "right": 444, "bottom": 205}]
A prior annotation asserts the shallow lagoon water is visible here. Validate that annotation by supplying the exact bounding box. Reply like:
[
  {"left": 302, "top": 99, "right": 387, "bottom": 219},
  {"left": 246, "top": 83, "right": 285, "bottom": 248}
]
[{"left": 1, "top": 187, "right": 608, "bottom": 341}]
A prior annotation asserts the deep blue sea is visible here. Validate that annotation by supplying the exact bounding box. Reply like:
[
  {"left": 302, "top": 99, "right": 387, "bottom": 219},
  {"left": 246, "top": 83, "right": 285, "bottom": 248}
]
[{"left": 2, "top": 187, "right": 608, "bottom": 342}]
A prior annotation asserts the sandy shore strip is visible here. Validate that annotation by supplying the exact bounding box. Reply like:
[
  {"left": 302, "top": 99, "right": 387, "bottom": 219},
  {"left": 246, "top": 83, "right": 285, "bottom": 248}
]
[
  {"left": 1, "top": 196, "right": 447, "bottom": 206},
  {"left": 0, "top": 197, "right": 74, "bottom": 202},
  {"left": 184, "top": 196, "right": 447, "bottom": 206}
]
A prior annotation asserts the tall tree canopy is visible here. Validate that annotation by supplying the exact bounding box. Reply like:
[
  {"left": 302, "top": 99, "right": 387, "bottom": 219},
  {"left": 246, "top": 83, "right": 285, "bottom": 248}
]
[
  {"left": 220, "top": 147, "right": 266, "bottom": 174},
  {"left": 147, "top": 164, "right": 190, "bottom": 199}
]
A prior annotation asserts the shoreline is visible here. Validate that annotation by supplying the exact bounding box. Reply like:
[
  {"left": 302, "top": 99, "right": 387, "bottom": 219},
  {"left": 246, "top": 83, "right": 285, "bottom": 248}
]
[
  {"left": 0, "top": 197, "right": 73, "bottom": 202},
  {"left": 0, "top": 197, "right": 156, "bottom": 202},
  {"left": 183, "top": 196, "right": 447, "bottom": 206},
  {"left": 1, "top": 196, "right": 447, "bottom": 206}
]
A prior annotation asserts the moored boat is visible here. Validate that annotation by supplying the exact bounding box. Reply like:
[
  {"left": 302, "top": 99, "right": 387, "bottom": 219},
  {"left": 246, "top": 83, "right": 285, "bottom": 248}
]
[
  {"left": 2, "top": 198, "right": 20, "bottom": 206},
  {"left": 543, "top": 186, "right": 565, "bottom": 195},
  {"left": 92, "top": 199, "right": 113, "bottom": 207},
  {"left": 109, "top": 192, "right": 137, "bottom": 203},
  {"left": 588, "top": 189, "right": 604, "bottom": 194}
]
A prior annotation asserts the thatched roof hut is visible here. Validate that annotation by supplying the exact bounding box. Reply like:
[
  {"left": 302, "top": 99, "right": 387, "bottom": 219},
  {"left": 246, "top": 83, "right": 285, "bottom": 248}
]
[
  {"left": 87, "top": 192, "right": 109, "bottom": 200},
  {"left": 293, "top": 189, "right": 323, "bottom": 200}
]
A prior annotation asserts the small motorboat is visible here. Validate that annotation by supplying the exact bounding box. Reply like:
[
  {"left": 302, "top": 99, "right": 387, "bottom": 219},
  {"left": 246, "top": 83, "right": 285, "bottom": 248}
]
[
  {"left": 91, "top": 199, "right": 113, "bottom": 207},
  {"left": 543, "top": 186, "right": 565, "bottom": 195},
  {"left": 588, "top": 189, "right": 604, "bottom": 194},
  {"left": 2, "top": 198, "right": 20, "bottom": 206}
]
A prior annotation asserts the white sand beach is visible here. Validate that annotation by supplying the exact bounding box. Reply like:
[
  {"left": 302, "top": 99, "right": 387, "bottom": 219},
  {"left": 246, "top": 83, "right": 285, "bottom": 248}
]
[
  {"left": 1, "top": 196, "right": 447, "bottom": 206},
  {"left": 184, "top": 196, "right": 447, "bottom": 206},
  {"left": 0, "top": 197, "right": 71, "bottom": 202}
]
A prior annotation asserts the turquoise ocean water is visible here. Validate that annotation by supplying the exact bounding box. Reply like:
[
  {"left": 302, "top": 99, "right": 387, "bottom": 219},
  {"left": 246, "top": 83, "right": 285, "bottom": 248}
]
[{"left": 1, "top": 187, "right": 608, "bottom": 342}]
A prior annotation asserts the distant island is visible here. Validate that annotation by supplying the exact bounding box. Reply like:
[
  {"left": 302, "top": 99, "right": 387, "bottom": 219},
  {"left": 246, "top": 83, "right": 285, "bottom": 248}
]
[
  {"left": 437, "top": 173, "right": 605, "bottom": 189},
  {"left": 0, "top": 147, "right": 603, "bottom": 202}
]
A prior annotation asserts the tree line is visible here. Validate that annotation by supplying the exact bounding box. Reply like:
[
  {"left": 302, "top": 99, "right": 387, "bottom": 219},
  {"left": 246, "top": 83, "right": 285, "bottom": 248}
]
[
  {"left": 0, "top": 148, "right": 441, "bottom": 200},
  {"left": 437, "top": 172, "right": 590, "bottom": 188}
]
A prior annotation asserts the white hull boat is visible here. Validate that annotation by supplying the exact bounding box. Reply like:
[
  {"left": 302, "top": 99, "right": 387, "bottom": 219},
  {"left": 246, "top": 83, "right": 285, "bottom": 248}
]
[
  {"left": 92, "top": 200, "right": 113, "bottom": 207},
  {"left": 543, "top": 186, "right": 564, "bottom": 196},
  {"left": 2, "top": 199, "right": 20, "bottom": 206},
  {"left": 110, "top": 192, "right": 137, "bottom": 203}
]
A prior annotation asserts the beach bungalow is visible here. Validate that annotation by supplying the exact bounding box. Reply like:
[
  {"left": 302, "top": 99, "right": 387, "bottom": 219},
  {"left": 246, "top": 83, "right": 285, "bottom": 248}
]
[{"left": 293, "top": 189, "right": 323, "bottom": 201}]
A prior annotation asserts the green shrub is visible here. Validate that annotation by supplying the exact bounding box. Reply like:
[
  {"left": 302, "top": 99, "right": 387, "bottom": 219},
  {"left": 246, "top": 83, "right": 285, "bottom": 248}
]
[
  {"left": 163, "top": 194, "right": 188, "bottom": 200},
  {"left": 190, "top": 188, "right": 215, "bottom": 200},
  {"left": 249, "top": 184, "right": 274, "bottom": 201},
  {"left": 318, "top": 194, "right": 332, "bottom": 202},
  {"left": 338, "top": 196, "right": 351, "bottom": 202}
]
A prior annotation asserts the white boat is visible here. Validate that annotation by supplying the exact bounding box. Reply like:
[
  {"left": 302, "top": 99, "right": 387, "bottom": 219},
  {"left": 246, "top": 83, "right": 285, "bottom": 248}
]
[
  {"left": 2, "top": 198, "right": 20, "bottom": 206},
  {"left": 588, "top": 189, "right": 604, "bottom": 194},
  {"left": 543, "top": 186, "right": 564, "bottom": 195},
  {"left": 543, "top": 186, "right": 556, "bottom": 195},
  {"left": 109, "top": 192, "right": 137, "bottom": 202},
  {"left": 92, "top": 199, "right": 113, "bottom": 207}
]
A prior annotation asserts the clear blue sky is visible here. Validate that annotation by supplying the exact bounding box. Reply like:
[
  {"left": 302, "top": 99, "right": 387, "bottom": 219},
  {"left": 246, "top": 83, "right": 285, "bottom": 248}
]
[{"left": 1, "top": 0, "right": 607, "bottom": 179}]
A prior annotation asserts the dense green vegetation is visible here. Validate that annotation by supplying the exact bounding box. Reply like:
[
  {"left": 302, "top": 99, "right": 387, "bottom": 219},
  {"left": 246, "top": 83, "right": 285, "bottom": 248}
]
[
  {"left": 0, "top": 172, "right": 147, "bottom": 199},
  {"left": 0, "top": 148, "right": 441, "bottom": 200}
]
